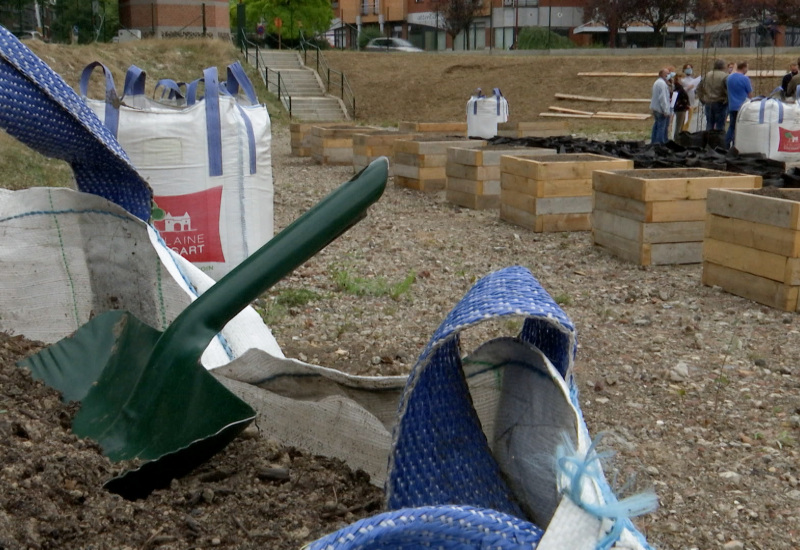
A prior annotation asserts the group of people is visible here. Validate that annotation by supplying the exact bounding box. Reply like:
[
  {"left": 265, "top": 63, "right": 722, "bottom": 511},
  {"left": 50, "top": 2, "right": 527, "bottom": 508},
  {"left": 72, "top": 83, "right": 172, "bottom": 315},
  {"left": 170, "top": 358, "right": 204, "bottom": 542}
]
[
  {"left": 650, "top": 59, "right": 758, "bottom": 149},
  {"left": 649, "top": 63, "right": 702, "bottom": 146}
]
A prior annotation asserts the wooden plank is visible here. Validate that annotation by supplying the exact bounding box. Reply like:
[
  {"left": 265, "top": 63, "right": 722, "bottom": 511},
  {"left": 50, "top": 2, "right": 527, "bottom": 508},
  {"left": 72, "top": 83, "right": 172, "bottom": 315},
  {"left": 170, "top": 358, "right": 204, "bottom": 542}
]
[
  {"left": 540, "top": 112, "right": 592, "bottom": 119},
  {"left": 609, "top": 98, "right": 652, "bottom": 104},
  {"left": 554, "top": 93, "right": 650, "bottom": 104},
  {"left": 393, "top": 164, "right": 444, "bottom": 180},
  {"left": 594, "top": 111, "right": 649, "bottom": 117},
  {"left": 705, "top": 213, "right": 800, "bottom": 257},
  {"left": 578, "top": 72, "right": 656, "bottom": 77},
  {"left": 593, "top": 210, "right": 705, "bottom": 244},
  {"left": 549, "top": 106, "right": 594, "bottom": 116},
  {"left": 707, "top": 188, "right": 800, "bottom": 230},
  {"left": 537, "top": 178, "right": 593, "bottom": 198},
  {"left": 539, "top": 213, "right": 592, "bottom": 233},
  {"left": 535, "top": 156, "right": 632, "bottom": 181},
  {"left": 535, "top": 195, "right": 593, "bottom": 215},
  {"left": 445, "top": 162, "right": 497, "bottom": 181},
  {"left": 592, "top": 114, "right": 652, "bottom": 120},
  {"left": 500, "top": 203, "right": 541, "bottom": 232},
  {"left": 594, "top": 170, "right": 760, "bottom": 201},
  {"left": 447, "top": 176, "right": 484, "bottom": 195},
  {"left": 501, "top": 172, "right": 536, "bottom": 195},
  {"left": 703, "top": 237, "right": 792, "bottom": 284},
  {"left": 593, "top": 190, "right": 647, "bottom": 221},
  {"left": 648, "top": 200, "right": 707, "bottom": 222},
  {"left": 398, "top": 121, "right": 467, "bottom": 134},
  {"left": 446, "top": 189, "right": 498, "bottom": 210},
  {"left": 702, "top": 261, "right": 799, "bottom": 311},
  {"left": 555, "top": 92, "right": 607, "bottom": 102},
  {"left": 593, "top": 228, "right": 648, "bottom": 265},
  {"left": 499, "top": 188, "right": 537, "bottom": 213},
  {"left": 650, "top": 242, "right": 703, "bottom": 265},
  {"left": 394, "top": 175, "right": 445, "bottom": 192}
]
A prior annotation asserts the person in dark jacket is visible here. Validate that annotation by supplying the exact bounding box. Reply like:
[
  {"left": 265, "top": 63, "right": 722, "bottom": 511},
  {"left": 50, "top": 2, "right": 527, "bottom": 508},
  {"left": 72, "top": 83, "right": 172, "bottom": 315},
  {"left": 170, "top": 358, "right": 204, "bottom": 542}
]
[{"left": 672, "top": 75, "right": 691, "bottom": 141}]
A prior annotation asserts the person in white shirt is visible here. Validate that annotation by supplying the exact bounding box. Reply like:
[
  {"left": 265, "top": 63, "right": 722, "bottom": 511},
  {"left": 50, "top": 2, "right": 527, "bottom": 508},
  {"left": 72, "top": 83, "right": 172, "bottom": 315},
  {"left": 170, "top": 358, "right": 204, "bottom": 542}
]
[{"left": 650, "top": 68, "right": 671, "bottom": 144}]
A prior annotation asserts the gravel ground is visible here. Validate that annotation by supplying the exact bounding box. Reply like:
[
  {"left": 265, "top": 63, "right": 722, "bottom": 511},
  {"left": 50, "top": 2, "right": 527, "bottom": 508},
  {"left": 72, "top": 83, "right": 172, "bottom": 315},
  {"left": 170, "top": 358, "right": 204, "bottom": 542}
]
[
  {"left": 2, "top": 123, "right": 799, "bottom": 549},
  {"left": 267, "top": 125, "right": 800, "bottom": 549}
]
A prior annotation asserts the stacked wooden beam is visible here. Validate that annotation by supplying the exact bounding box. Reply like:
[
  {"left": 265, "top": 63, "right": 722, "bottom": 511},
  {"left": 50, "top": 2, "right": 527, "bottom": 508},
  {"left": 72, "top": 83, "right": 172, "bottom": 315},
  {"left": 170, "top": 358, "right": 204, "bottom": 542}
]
[
  {"left": 445, "top": 146, "right": 554, "bottom": 210},
  {"left": 703, "top": 188, "right": 800, "bottom": 311},
  {"left": 394, "top": 136, "right": 486, "bottom": 192},
  {"left": 500, "top": 153, "right": 633, "bottom": 232},
  {"left": 593, "top": 169, "right": 762, "bottom": 266}
]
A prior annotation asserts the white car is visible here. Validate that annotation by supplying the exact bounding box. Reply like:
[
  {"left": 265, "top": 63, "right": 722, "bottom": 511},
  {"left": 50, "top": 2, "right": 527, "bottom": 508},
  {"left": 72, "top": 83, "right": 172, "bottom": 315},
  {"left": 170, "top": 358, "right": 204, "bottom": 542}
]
[{"left": 364, "top": 37, "right": 423, "bottom": 52}]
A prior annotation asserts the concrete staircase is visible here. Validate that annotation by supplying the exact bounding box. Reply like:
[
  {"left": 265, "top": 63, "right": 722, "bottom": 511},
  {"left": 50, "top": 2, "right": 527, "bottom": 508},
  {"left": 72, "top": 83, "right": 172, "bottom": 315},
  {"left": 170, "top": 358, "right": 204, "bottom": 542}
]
[{"left": 254, "top": 50, "right": 348, "bottom": 121}]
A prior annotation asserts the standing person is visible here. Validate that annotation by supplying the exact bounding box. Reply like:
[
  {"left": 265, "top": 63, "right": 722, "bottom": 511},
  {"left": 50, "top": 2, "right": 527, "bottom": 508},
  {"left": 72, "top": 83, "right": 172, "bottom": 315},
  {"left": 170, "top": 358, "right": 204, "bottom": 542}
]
[
  {"left": 781, "top": 62, "right": 798, "bottom": 95},
  {"left": 696, "top": 59, "right": 728, "bottom": 131},
  {"left": 650, "top": 68, "right": 671, "bottom": 145},
  {"left": 672, "top": 74, "right": 691, "bottom": 141},
  {"left": 786, "top": 57, "right": 800, "bottom": 99},
  {"left": 681, "top": 63, "right": 701, "bottom": 131},
  {"left": 725, "top": 61, "right": 753, "bottom": 149}
]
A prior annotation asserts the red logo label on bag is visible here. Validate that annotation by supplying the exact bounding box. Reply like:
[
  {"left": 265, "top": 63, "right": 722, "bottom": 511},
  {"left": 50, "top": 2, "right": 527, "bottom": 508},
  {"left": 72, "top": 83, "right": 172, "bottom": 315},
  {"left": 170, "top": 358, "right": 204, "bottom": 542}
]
[
  {"left": 778, "top": 127, "right": 800, "bottom": 152},
  {"left": 151, "top": 187, "right": 225, "bottom": 263}
]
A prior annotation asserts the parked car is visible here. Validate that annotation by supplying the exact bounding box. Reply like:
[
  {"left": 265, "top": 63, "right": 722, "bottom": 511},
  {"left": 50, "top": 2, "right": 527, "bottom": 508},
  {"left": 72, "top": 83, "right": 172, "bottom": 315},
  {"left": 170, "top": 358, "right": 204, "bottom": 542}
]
[{"left": 364, "top": 37, "right": 423, "bottom": 52}]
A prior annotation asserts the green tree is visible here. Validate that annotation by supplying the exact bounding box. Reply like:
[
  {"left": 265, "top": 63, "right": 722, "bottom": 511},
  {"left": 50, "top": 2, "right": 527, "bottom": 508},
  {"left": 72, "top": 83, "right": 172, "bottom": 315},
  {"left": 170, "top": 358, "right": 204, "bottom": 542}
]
[
  {"left": 230, "top": 0, "right": 332, "bottom": 43},
  {"left": 51, "top": 0, "right": 119, "bottom": 43},
  {"left": 636, "top": 0, "right": 690, "bottom": 46},
  {"left": 583, "top": 0, "right": 638, "bottom": 48},
  {"left": 435, "top": 0, "right": 483, "bottom": 49}
]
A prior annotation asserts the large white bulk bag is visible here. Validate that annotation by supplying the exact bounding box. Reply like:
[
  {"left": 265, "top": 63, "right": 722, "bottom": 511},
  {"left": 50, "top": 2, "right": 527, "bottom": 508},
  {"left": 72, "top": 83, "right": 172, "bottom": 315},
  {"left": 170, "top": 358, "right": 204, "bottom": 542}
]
[
  {"left": 81, "top": 62, "right": 273, "bottom": 280},
  {"left": 735, "top": 96, "right": 800, "bottom": 162},
  {"left": 467, "top": 88, "right": 509, "bottom": 139}
]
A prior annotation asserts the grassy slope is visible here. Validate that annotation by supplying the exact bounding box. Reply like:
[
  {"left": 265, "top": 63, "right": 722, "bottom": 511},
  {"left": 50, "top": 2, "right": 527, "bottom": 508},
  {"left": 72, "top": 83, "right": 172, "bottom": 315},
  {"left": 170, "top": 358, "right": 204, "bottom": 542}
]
[
  {"left": 0, "top": 38, "right": 281, "bottom": 190},
  {"left": 2, "top": 39, "right": 796, "bottom": 190}
]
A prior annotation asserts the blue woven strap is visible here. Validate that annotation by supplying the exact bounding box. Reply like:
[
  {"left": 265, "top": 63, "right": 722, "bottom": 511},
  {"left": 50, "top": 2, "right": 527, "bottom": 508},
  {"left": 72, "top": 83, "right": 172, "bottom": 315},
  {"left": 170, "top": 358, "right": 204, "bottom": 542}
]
[
  {"left": 79, "top": 61, "right": 120, "bottom": 137},
  {"left": 386, "top": 266, "right": 576, "bottom": 516},
  {"left": 0, "top": 26, "right": 152, "bottom": 221},
  {"left": 123, "top": 64, "right": 146, "bottom": 96},
  {"left": 307, "top": 505, "right": 543, "bottom": 549},
  {"left": 224, "top": 61, "right": 258, "bottom": 105},
  {"left": 154, "top": 78, "right": 185, "bottom": 100}
]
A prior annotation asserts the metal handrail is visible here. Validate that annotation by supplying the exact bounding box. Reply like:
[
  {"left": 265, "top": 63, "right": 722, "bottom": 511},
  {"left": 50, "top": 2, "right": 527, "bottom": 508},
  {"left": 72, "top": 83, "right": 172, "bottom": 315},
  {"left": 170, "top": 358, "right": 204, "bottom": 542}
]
[
  {"left": 299, "top": 37, "right": 356, "bottom": 119},
  {"left": 238, "top": 30, "right": 294, "bottom": 118}
]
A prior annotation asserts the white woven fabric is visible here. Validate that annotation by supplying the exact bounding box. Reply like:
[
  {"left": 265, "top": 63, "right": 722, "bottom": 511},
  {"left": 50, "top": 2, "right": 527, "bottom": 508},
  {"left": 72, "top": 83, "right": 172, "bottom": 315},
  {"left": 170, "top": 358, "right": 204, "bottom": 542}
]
[
  {"left": 0, "top": 187, "right": 281, "bottom": 367},
  {"left": 82, "top": 64, "right": 273, "bottom": 280},
  {"left": 736, "top": 96, "right": 800, "bottom": 162}
]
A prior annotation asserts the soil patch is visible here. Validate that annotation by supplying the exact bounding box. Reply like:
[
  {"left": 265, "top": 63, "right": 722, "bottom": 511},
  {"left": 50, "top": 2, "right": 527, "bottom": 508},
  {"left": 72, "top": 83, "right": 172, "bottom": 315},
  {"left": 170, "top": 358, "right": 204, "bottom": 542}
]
[
  {"left": 0, "top": 332, "right": 382, "bottom": 549},
  {"left": 751, "top": 186, "right": 800, "bottom": 200}
]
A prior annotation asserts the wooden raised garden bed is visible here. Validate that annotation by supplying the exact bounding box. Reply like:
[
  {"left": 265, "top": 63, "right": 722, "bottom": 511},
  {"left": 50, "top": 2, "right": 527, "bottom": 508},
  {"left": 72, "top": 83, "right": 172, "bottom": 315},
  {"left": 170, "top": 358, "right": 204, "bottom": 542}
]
[
  {"left": 397, "top": 121, "right": 467, "bottom": 135},
  {"left": 500, "top": 153, "right": 633, "bottom": 232},
  {"left": 393, "top": 136, "right": 486, "bottom": 192},
  {"left": 593, "top": 168, "right": 762, "bottom": 266},
  {"left": 496, "top": 120, "right": 569, "bottom": 138},
  {"left": 352, "top": 131, "right": 419, "bottom": 176},
  {"left": 703, "top": 187, "right": 800, "bottom": 311},
  {"left": 445, "top": 145, "right": 555, "bottom": 210},
  {"left": 309, "top": 126, "right": 382, "bottom": 166},
  {"left": 290, "top": 122, "right": 352, "bottom": 157}
]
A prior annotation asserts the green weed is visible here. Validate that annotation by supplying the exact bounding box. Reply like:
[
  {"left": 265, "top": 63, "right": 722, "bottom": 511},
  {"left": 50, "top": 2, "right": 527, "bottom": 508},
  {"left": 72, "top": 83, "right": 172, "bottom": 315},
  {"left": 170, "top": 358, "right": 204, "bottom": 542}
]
[
  {"left": 554, "top": 292, "right": 572, "bottom": 306},
  {"left": 330, "top": 265, "right": 416, "bottom": 301}
]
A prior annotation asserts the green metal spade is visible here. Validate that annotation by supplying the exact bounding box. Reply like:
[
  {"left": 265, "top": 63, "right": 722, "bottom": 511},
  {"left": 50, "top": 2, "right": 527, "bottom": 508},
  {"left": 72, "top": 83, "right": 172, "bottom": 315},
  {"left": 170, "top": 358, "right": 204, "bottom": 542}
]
[{"left": 20, "top": 157, "right": 389, "bottom": 499}]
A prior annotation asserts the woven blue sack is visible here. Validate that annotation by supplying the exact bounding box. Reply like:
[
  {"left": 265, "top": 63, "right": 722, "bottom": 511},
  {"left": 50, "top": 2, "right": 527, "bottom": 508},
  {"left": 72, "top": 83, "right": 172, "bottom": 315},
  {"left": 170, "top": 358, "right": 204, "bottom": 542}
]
[
  {"left": 309, "top": 266, "right": 657, "bottom": 550},
  {"left": 0, "top": 25, "right": 152, "bottom": 221}
]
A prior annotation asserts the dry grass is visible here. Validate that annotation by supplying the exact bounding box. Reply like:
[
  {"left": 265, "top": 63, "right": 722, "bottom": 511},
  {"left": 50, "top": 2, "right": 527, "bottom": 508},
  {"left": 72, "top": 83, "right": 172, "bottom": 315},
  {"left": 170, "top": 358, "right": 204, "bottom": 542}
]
[
  {"left": 324, "top": 49, "right": 798, "bottom": 136},
  {"left": 3, "top": 39, "right": 798, "bottom": 189}
]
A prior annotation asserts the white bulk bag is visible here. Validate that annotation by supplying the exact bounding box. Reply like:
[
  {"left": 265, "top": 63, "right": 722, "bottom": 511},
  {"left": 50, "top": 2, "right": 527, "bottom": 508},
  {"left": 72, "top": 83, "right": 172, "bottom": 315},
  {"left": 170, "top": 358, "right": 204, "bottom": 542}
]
[
  {"left": 467, "top": 88, "right": 509, "bottom": 139},
  {"left": 81, "top": 62, "right": 273, "bottom": 280},
  {"left": 735, "top": 95, "right": 800, "bottom": 162}
]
